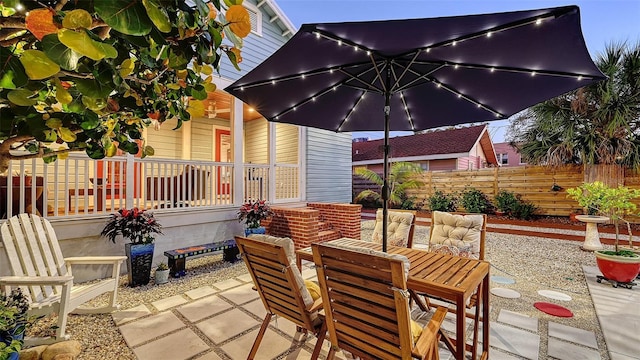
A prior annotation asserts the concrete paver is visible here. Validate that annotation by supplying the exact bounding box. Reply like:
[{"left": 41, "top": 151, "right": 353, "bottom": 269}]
[
  {"left": 177, "top": 295, "right": 233, "bottom": 322},
  {"left": 583, "top": 265, "right": 640, "bottom": 360},
  {"left": 498, "top": 309, "right": 538, "bottom": 332},
  {"left": 132, "top": 328, "right": 209, "bottom": 360},
  {"left": 487, "top": 322, "right": 540, "bottom": 360},
  {"left": 219, "top": 283, "right": 259, "bottom": 305},
  {"left": 219, "top": 327, "right": 294, "bottom": 359},
  {"left": 119, "top": 311, "right": 185, "bottom": 347},
  {"left": 548, "top": 321, "right": 598, "bottom": 349},
  {"left": 151, "top": 294, "right": 188, "bottom": 311},
  {"left": 112, "top": 304, "right": 151, "bottom": 326},
  {"left": 196, "top": 307, "right": 259, "bottom": 343},
  {"left": 548, "top": 337, "right": 601, "bottom": 360},
  {"left": 212, "top": 278, "right": 243, "bottom": 290},
  {"left": 185, "top": 286, "right": 217, "bottom": 300},
  {"left": 243, "top": 298, "right": 268, "bottom": 319}
]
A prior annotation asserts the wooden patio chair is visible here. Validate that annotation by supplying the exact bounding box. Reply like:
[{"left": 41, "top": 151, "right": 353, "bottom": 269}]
[
  {"left": 420, "top": 211, "right": 487, "bottom": 318},
  {"left": 372, "top": 209, "right": 417, "bottom": 248},
  {"left": 311, "top": 242, "right": 447, "bottom": 360},
  {"left": 0, "top": 214, "right": 126, "bottom": 345},
  {"left": 235, "top": 235, "right": 327, "bottom": 360}
]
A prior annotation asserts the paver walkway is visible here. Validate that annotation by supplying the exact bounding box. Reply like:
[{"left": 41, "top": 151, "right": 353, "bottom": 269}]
[{"left": 112, "top": 261, "right": 635, "bottom": 359}]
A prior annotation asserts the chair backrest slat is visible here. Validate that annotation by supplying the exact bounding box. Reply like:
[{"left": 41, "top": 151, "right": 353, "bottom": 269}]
[
  {"left": 1, "top": 214, "right": 68, "bottom": 303},
  {"left": 313, "top": 243, "right": 413, "bottom": 359}
]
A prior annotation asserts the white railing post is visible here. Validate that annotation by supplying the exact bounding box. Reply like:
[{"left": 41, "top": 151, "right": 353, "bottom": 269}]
[
  {"left": 125, "top": 153, "right": 135, "bottom": 208},
  {"left": 232, "top": 97, "right": 244, "bottom": 206}
]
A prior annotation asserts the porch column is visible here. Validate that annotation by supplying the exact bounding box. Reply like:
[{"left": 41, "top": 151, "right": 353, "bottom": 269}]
[
  {"left": 269, "top": 122, "right": 276, "bottom": 203},
  {"left": 231, "top": 97, "right": 244, "bottom": 205},
  {"left": 125, "top": 153, "right": 135, "bottom": 208}
]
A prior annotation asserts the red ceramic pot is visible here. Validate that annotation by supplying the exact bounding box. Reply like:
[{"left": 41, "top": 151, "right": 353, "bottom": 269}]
[{"left": 595, "top": 251, "right": 640, "bottom": 283}]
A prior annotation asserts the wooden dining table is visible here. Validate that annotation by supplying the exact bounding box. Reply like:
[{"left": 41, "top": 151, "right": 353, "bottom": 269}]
[{"left": 296, "top": 238, "right": 490, "bottom": 360}]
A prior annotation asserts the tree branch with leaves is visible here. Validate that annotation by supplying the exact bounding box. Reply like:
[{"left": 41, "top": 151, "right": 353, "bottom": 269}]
[{"left": 0, "top": 0, "right": 251, "bottom": 173}]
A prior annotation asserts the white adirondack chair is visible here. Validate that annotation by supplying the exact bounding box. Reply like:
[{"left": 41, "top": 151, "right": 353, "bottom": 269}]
[{"left": 0, "top": 213, "right": 126, "bottom": 344}]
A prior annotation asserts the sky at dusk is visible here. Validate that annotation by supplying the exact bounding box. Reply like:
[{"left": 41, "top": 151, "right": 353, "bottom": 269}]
[{"left": 274, "top": 0, "right": 640, "bottom": 143}]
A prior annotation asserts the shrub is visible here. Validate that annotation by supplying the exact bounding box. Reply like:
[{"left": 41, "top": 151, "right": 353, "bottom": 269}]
[
  {"left": 353, "top": 192, "right": 383, "bottom": 209},
  {"left": 427, "top": 190, "right": 458, "bottom": 212},
  {"left": 494, "top": 190, "right": 519, "bottom": 215},
  {"left": 512, "top": 201, "right": 538, "bottom": 220},
  {"left": 461, "top": 188, "right": 493, "bottom": 213}
]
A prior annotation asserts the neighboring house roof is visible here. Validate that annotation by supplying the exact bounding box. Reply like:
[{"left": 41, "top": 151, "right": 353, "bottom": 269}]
[{"left": 352, "top": 124, "right": 499, "bottom": 165}]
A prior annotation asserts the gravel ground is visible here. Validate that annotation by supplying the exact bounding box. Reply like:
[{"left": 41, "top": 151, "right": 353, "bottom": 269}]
[{"left": 28, "top": 221, "right": 610, "bottom": 360}]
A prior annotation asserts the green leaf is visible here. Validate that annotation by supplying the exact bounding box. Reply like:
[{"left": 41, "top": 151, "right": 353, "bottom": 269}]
[
  {"left": 142, "top": 0, "right": 172, "bottom": 33},
  {"left": 94, "top": 0, "right": 153, "bottom": 36},
  {"left": 226, "top": 50, "right": 241, "bottom": 71},
  {"left": 194, "top": 0, "right": 209, "bottom": 15},
  {"left": 41, "top": 34, "right": 82, "bottom": 71},
  {"left": 81, "top": 96, "right": 108, "bottom": 111},
  {"left": 58, "top": 29, "right": 106, "bottom": 61},
  {"left": 210, "top": 24, "right": 223, "bottom": 48},
  {"left": 0, "top": 47, "right": 28, "bottom": 89},
  {"left": 19, "top": 50, "right": 60, "bottom": 80},
  {"left": 168, "top": 48, "right": 189, "bottom": 69},
  {"left": 62, "top": 9, "right": 93, "bottom": 29},
  {"left": 143, "top": 145, "right": 155, "bottom": 157},
  {"left": 93, "top": 41, "right": 118, "bottom": 59},
  {"left": 75, "top": 71, "right": 114, "bottom": 98},
  {"left": 80, "top": 112, "right": 100, "bottom": 130},
  {"left": 7, "top": 89, "right": 37, "bottom": 106},
  {"left": 45, "top": 118, "right": 63, "bottom": 129},
  {"left": 190, "top": 85, "right": 207, "bottom": 100}
]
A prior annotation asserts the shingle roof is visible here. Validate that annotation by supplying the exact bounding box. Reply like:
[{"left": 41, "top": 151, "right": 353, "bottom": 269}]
[{"left": 352, "top": 125, "right": 488, "bottom": 162}]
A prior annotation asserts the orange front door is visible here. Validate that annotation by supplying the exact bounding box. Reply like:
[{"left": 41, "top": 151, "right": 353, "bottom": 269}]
[{"left": 215, "top": 129, "right": 231, "bottom": 195}]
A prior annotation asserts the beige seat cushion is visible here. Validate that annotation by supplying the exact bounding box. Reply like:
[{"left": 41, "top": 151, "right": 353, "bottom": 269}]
[
  {"left": 247, "top": 234, "right": 315, "bottom": 309},
  {"left": 429, "top": 211, "right": 483, "bottom": 259},
  {"left": 372, "top": 210, "right": 414, "bottom": 247}
]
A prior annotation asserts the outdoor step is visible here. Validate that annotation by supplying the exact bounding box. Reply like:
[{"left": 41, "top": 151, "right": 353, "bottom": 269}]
[
  {"left": 318, "top": 221, "right": 333, "bottom": 232},
  {"left": 318, "top": 229, "right": 341, "bottom": 242}
]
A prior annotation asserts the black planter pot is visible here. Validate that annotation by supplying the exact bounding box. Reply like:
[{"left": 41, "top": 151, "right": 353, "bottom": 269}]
[{"left": 125, "top": 243, "right": 155, "bottom": 287}]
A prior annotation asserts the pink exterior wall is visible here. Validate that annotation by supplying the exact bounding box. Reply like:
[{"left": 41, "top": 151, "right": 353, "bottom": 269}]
[
  {"left": 429, "top": 159, "right": 457, "bottom": 171},
  {"left": 493, "top": 142, "right": 524, "bottom": 167}
]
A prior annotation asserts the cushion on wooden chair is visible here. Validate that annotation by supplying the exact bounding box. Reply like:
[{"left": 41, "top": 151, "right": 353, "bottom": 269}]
[
  {"left": 430, "top": 211, "right": 484, "bottom": 259},
  {"left": 372, "top": 210, "right": 415, "bottom": 247},
  {"left": 247, "top": 234, "right": 315, "bottom": 308}
]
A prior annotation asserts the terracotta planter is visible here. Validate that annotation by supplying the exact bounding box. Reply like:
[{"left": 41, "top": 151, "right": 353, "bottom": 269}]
[{"left": 595, "top": 251, "right": 640, "bottom": 283}]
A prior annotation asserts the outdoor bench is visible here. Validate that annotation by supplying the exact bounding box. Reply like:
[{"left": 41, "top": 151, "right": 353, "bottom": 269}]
[{"left": 164, "top": 239, "right": 239, "bottom": 277}]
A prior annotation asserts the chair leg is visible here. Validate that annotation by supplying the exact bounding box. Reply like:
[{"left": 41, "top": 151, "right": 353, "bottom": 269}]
[
  {"left": 309, "top": 321, "right": 327, "bottom": 360},
  {"left": 326, "top": 346, "right": 337, "bottom": 360},
  {"left": 247, "top": 313, "right": 272, "bottom": 360}
]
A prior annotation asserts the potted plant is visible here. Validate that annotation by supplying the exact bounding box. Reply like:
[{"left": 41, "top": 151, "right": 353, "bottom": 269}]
[
  {"left": 101, "top": 208, "right": 163, "bottom": 287},
  {"left": 238, "top": 200, "right": 273, "bottom": 236},
  {"left": 154, "top": 262, "right": 170, "bottom": 285},
  {"left": 567, "top": 181, "right": 640, "bottom": 285},
  {"left": 0, "top": 289, "right": 38, "bottom": 360}
]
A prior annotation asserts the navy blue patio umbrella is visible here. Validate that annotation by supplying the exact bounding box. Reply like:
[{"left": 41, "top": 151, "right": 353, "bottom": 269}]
[{"left": 226, "top": 6, "right": 605, "bottom": 251}]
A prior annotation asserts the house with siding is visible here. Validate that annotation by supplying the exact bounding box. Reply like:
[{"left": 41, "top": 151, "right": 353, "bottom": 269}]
[
  {"left": 352, "top": 125, "right": 499, "bottom": 172},
  {"left": 0, "top": 0, "right": 353, "bottom": 281},
  {"left": 493, "top": 142, "right": 526, "bottom": 167}
]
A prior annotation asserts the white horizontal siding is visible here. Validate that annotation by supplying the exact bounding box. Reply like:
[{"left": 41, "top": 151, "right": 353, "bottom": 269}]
[
  {"left": 244, "top": 119, "right": 268, "bottom": 164},
  {"left": 276, "top": 123, "right": 298, "bottom": 164},
  {"left": 191, "top": 118, "right": 214, "bottom": 161},
  {"left": 305, "top": 129, "right": 352, "bottom": 203},
  {"left": 146, "top": 118, "right": 182, "bottom": 159}
]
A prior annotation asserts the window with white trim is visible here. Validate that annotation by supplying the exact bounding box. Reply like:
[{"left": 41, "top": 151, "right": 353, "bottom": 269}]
[{"left": 498, "top": 153, "right": 509, "bottom": 165}]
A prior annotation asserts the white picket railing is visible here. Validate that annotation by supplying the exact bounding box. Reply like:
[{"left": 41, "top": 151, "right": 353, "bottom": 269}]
[{"left": 1, "top": 154, "right": 299, "bottom": 219}]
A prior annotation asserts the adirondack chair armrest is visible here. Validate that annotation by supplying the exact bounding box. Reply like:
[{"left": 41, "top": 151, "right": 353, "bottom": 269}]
[
  {"left": 64, "top": 256, "right": 127, "bottom": 265},
  {"left": 413, "top": 306, "right": 447, "bottom": 356},
  {"left": 0, "top": 275, "right": 74, "bottom": 286}
]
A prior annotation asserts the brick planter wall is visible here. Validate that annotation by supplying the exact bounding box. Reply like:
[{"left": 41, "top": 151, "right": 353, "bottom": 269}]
[
  {"left": 308, "top": 202, "right": 362, "bottom": 240},
  {"left": 262, "top": 203, "right": 362, "bottom": 250}
]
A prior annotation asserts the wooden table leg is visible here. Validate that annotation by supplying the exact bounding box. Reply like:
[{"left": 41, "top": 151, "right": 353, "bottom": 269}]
[
  {"left": 482, "top": 271, "right": 490, "bottom": 359},
  {"left": 456, "top": 294, "right": 466, "bottom": 360}
]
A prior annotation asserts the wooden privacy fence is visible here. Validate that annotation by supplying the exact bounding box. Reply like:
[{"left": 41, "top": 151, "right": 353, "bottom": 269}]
[{"left": 353, "top": 165, "right": 640, "bottom": 217}]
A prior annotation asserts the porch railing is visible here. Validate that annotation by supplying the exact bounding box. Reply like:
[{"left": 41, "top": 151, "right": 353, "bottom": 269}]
[{"left": 1, "top": 154, "right": 299, "bottom": 219}]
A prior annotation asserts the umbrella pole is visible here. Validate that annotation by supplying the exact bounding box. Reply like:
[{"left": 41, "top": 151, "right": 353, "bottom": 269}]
[{"left": 382, "top": 74, "right": 391, "bottom": 252}]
